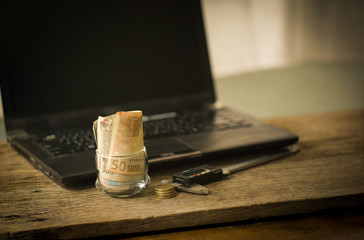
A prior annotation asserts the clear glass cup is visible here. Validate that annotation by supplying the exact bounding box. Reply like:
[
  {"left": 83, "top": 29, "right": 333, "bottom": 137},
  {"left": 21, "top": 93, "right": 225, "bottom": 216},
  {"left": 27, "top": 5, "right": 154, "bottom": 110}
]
[{"left": 95, "top": 147, "right": 150, "bottom": 197}]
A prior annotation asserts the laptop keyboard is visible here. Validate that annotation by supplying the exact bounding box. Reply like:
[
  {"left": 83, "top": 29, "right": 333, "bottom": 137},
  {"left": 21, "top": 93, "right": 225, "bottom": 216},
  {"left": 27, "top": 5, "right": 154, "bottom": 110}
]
[
  {"left": 143, "top": 109, "right": 252, "bottom": 139},
  {"left": 35, "top": 129, "right": 97, "bottom": 157},
  {"left": 34, "top": 109, "right": 252, "bottom": 157}
]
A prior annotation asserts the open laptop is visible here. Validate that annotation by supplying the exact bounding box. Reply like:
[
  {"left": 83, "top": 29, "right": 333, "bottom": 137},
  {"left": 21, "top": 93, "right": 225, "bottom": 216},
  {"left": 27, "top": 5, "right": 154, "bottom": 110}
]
[{"left": 0, "top": 0, "right": 298, "bottom": 187}]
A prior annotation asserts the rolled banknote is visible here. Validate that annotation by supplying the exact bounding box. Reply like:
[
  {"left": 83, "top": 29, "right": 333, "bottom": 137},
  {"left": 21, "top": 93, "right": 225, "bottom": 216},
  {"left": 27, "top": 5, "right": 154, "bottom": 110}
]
[
  {"left": 95, "top": 110, "right": 147, "bottom": 184},
  {"left": 108, "top": 110, "right": 144, "bottom": 155},
  {"left": 96, "top": 116, "right": 113, "bottom": 169},
  {"left": 98, "top": 116, "right": 113, "bottom": 154}
]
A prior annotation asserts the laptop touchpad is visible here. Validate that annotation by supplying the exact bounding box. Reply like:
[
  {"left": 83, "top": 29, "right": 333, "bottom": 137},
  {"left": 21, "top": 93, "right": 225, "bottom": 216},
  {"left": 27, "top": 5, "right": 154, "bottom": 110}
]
[{"left": 145, "top": 138, "right": 200, "bottom": 162}]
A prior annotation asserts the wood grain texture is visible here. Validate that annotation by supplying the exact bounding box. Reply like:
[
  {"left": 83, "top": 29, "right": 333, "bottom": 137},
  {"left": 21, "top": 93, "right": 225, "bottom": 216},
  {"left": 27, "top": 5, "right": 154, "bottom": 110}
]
[
  {"left": 1, "top": 110, "right": 364, "bottom": 239},
  {"left": 121, "top": 208, "right": 364, "bottom": 240}
]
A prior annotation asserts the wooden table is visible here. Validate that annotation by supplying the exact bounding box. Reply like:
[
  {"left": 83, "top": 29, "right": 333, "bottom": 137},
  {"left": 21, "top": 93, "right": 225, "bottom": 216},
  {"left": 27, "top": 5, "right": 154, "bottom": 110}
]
[{"left": 1, "top": 110, "right": 364, "bottom": 239}]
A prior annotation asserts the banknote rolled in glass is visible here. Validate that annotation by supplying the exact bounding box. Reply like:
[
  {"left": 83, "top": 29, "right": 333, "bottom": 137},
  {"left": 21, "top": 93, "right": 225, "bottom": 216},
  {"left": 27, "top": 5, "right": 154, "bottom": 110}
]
[{"left": 94, "top": 111, "right": 150, "bottom": 197}]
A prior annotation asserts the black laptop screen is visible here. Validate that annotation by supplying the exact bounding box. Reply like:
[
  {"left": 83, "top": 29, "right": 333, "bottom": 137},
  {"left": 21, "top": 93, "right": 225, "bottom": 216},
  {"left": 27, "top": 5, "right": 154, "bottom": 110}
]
[{"left": 0, "top": 0, "right": 214, "bottom": 120}]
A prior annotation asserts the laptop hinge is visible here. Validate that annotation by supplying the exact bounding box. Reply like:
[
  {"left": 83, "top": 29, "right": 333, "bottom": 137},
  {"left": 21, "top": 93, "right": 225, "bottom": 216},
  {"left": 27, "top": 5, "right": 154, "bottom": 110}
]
[{"left": 6, "top": 129, "right": 28, "bottom": 141}]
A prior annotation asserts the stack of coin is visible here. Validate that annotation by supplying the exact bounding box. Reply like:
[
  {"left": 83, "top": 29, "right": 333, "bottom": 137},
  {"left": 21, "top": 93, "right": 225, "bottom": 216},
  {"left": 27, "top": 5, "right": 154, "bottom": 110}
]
[{"left": 154, "top": 184, "right": 177, "bottom": 199}]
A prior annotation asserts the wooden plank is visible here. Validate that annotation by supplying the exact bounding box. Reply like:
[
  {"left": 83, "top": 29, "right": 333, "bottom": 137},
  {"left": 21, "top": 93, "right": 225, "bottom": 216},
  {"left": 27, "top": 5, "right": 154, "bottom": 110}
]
[
  {"left": 1, "top": 110, "right": 364, "bottom": 239},
  {"left": 120, "top": 208, "right": 364, "bottom": 240}
]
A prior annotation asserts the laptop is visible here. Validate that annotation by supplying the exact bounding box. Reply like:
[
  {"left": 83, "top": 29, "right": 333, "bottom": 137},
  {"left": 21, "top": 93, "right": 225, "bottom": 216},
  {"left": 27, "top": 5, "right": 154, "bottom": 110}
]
[{"left": 0, "top": 0, "right": 298, "bottom": 187}]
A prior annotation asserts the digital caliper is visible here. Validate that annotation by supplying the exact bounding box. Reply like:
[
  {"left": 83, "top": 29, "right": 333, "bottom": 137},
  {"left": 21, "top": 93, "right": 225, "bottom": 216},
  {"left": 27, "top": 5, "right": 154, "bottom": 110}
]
[{"left": 162, "top": 145, "right": 300, "bottom": 195}]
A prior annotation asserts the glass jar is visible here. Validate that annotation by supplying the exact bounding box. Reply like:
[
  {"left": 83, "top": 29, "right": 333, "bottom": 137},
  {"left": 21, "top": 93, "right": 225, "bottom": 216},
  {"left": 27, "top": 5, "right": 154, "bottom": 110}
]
[{"left": 95, "top": 147, "right": 150, "bottom": 197}]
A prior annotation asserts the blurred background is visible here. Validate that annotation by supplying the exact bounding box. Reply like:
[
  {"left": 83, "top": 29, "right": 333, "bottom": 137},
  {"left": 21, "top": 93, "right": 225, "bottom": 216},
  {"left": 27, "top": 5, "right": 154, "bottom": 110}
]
[
  {"left": 1, "top": 0, "right": 364, "bottom": 140},
  {"left": 201, "top": 0, "right": 364, "bottom": 117}
]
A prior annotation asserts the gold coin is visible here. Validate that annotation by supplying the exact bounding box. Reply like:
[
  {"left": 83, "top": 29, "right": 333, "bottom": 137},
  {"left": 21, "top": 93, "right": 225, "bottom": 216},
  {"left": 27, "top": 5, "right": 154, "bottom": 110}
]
[
  {"left": 155, "top": 184, "right": 175, "bottom": 191},
  {"left": 155, "top": 190, "right": 175, "bottom": 193},
  {"left": 155, "top": 191, "right": 176, "bottom": 195},
  {"left": 156, "top": 192, "right": 177, "bottom": 199},
  {"left": 155, "top": 189, "right": 175, "bottom": 193},
  {"left": 154, "top": 184, "right": 177, "bottom": 199},
  {"left": 154, "top": 188, "right": 175, "bottom": 193}
]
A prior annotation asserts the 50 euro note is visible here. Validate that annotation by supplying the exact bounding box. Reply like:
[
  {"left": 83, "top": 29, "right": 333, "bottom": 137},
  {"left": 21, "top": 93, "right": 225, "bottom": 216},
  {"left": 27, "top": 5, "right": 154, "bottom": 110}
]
[
  {"left": 99, "top": 149, "right": 146, "bottom": 183},
  {"left": 97, "top": 111, "right": 146, "bottom": 183}
]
